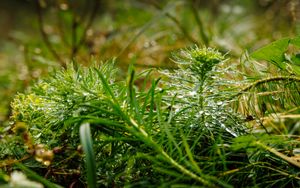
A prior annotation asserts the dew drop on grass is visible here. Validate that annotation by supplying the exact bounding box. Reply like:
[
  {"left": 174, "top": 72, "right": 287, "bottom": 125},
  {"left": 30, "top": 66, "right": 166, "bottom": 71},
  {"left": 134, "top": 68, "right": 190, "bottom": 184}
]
[
  {"left": 221, "top": 123, "right": 238, "bottom": 137},
  {"left": 216, "top": 112, "right": 222, "bottom": 116},
  {"left": 217, "top": 101, "right": 223, "bottom": 106},
  {"left": 43, "top": 161, "right": 51, "bottom": 166},
  {"left": 34, "top": 133, "right": 42, "bottom": 139},
  {"left": 175, "top": 108, "right": 180, "bottom": 114},
  {"left": 219, "top": 116, "right": 226, "bottom": 121},
  {"left": 177, "top": 95, "right": 184, "bottom": 99},
  {"left": 205, "top": 122, "right": 212, "bottom": 128},
  {"left": 189, "top": 124, "right": 196, "bottom": 128},
  {"left": 272, "top": 95, "right": 280, "bottom": 100},
  {"left": 188, "top": 91, "right": 197, "bottom": 96},
  {"left": 205, "top": 112, "right": 211, "bottom": 116}
]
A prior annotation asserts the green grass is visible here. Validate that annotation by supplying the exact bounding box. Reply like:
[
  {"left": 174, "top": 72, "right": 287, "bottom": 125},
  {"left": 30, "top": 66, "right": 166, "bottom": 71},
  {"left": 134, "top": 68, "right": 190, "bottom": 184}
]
[
  {"left": 2, "top": 44, "right": 299, "bottom": 187},
  {"left": 0, "top": 1, "right": 300, "bottom": 187}
]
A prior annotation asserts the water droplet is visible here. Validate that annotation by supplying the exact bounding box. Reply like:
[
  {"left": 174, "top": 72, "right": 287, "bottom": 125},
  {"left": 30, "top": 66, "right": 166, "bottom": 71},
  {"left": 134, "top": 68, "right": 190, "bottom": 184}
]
[
  {"left": 272, "top": 95, "right": 280, "bottom": 100},
  {"left": 217, "top": 101, "right": 223, "bottom": 106},
  {"left": 177, "top": 95, "right": 184, "bottom": 99},
  {"left": 43, "top": 161, "right": 51, "bottom": 166},
  {"left": 189, "top": 124, "right": 196, "bottom": 128},
  {"left": 188, "top": 91, "right": 197, "bottom": 96},
  {"left": 221, "top": 124, "right": 237, "bottom": 137},
  {"left": 205, "top": 122, "right": 211, "bottom": 128}
]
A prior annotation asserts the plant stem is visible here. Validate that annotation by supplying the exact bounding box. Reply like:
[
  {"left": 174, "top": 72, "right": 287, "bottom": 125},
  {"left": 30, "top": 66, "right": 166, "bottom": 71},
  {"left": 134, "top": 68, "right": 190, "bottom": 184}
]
[
  {"left": 255, "top": 141, "right": 300, "bottom": 168},
  {"left": 232, "top": 76, "right": 300, "bottom": 99},
  {"left": 0, "top": 155, "right": 30, "bottom": 168}
]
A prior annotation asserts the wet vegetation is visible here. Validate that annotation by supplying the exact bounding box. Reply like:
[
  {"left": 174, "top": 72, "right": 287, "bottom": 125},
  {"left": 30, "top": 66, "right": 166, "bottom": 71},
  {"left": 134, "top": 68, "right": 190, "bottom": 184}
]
[{"left": 0, "top": 0, "right": 300, "bottom": 187}]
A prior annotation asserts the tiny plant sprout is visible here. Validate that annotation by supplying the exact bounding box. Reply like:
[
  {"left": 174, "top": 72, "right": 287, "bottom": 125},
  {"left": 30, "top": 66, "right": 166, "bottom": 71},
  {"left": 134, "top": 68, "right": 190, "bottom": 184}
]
[{"left": 174, "top": 46, "right": 225, "bottom": 80}]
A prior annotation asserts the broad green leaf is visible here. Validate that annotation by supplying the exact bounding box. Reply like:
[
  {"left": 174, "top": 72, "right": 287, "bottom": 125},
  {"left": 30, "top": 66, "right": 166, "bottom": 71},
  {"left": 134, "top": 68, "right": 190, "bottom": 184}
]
[
  {"left": 290, "top": 36, "right": 300, "bottom": 48},
  {"left": 291, "top": 54, "right": 300, "bottom": 66},
  {"left": 251, "top": 38, "right": 290, "bottom": 69},
  {"left": 291, "top": 64, "right": 300, "bottom": 76}
]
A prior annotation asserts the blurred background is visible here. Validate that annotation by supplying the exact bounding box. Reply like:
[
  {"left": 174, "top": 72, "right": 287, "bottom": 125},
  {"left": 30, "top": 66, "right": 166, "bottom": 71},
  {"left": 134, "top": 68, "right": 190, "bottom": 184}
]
[{"left": 0, "top": 0, "right": 299, "bottom": 123}]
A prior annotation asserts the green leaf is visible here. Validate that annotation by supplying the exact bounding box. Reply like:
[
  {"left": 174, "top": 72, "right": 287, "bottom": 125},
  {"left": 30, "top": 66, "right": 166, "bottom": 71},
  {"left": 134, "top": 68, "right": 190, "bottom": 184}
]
[
  {"left": 291, "top": 54, "right": 300, "bottom": 66},
  {"left": 231, "top": 135, "right": 257, "bottom": 151},
  {"left": 290, "top": 36, "right": 300, "bottom": 48},
  {"left": 0, "top": 171, "right": 9, "bottom": 184},
  {"left": 251, "top": 38, "right": 290, "bottom": 69},
  {"left": 80, "top": 123, "right": 97, "bottom": 188},
  {"left": 290, "top": 64, "right": 300, "bottom": 76},
  {"left": 251, "top": 36, "right": 300, "bottom": 72}
]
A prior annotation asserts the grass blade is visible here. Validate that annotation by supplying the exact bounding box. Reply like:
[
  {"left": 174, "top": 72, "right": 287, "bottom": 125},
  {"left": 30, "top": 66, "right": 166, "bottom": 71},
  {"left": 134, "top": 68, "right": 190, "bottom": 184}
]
[{"left": 80, "top": 123, "right": 97, "bottom": 188}]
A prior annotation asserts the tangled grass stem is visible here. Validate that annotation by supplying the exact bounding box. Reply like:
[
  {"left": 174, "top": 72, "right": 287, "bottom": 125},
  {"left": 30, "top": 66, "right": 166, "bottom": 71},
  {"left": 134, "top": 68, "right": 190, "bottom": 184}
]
[
  {"left": 232, "top": 76, "right": 300, "bottom": 98},
  {"left": 0, "top": 155, "right": 30, "bottom": 168},
  {"left": 255, "top": 141, "right": 300, "bottom": 168}
]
